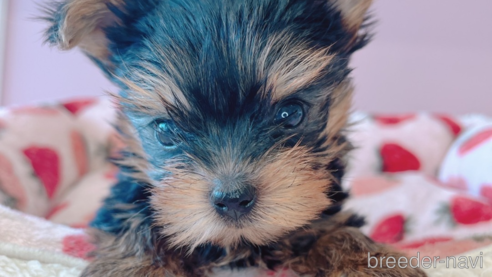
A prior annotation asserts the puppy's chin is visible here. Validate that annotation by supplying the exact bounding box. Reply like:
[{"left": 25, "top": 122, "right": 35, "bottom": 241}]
[
  {"left": 149, "top": 146, "right": 333, "bottom": 250},
  {"left": 149, "top": 190, "right": 284, "bottom": 250},
  {"left": 151, "top": 203, "right": 298, "bottom": 250}
]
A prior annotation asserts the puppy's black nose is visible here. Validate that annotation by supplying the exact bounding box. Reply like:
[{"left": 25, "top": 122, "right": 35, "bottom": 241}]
[{"left": 212, "top": 186, "right": 256, "bottom": 220}]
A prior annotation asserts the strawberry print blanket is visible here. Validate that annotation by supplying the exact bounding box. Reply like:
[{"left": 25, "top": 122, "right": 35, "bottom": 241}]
[{"left": 1, "top": 98, "right": 492, "bottom": 276}]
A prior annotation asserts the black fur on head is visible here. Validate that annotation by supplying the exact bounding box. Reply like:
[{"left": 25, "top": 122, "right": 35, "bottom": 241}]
[{"left": 42, "top": 0, "right": 372, "bottom": 254}]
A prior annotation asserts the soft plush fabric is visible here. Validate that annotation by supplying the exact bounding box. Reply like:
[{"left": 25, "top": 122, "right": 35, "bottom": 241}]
[
  {"left": 0, "top": 98, "right": 117, "bottom": 227},
  {"left": 345, "top": 113, "right": 461, "bottom": 179},
  {"left": 439, "top": 122, "right": 492, "bottom": 205},
  {"left": 341, "top": 112, "right": 492, "bottom": 262},
  {"left": 345, "top": 173, "right": 492, "bottom": 252},
  {"left": 0, "top": 205, "right": 88, "bottom": 277},
  {"left": 1, "top": 98, "right": 492, "bottom": 276}
]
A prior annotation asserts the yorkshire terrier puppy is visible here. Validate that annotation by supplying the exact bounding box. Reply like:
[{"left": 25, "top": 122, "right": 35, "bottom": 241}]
[{"left": 43, "top": 0, "right": 426, "bottom": 276}]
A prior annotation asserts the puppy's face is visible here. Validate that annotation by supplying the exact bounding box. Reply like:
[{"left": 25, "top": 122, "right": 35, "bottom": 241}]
[{"left": 44, "top": 0, "right": 371, "bottom": 249}]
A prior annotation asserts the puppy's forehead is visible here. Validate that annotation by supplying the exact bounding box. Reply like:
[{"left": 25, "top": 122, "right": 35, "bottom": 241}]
[{"left": 115, "top": 0, "right": 355, "bottom": 117}]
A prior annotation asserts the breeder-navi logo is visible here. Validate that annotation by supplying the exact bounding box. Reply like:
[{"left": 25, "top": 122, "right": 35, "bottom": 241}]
[{"left": 368, "top": 252, "right": 484, "bottom": 269}]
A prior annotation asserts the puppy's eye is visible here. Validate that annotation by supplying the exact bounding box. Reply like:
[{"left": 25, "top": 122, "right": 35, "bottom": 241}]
[
  {"left": 155, "top": 121, "right": 178, "bottom": 148},
  {"left": 274, "top": 103, "right": 304, "bottom": 128}
]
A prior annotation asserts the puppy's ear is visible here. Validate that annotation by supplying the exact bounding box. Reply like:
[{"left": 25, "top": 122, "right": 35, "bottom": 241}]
[
  {"left": 41, "top": 0, "right": 124, "bottom": 69},
  {"left": 326, "top": 0, "right": 373, "bottom": 53},
  {"left": 330, "top": 0, "right": 372, "bottom": 32}
]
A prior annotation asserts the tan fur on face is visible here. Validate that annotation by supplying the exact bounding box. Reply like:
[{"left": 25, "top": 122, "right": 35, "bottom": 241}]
[
  {"left": 257, "top": 34, "right": 336, "bottom": 101},
  {"left": 150, "top": 145, "right": 333, "bottom": 250},
  {"left": 322, "top": 80, "right": 354, "bottom": 148},
  {"left": 117, "top": 58, "right": 356, "bottom": 252},
  {"left": 114, "top": 65, "right": 191, "bottom": 116},
  {"left": 115, "top": 33, "right": 335, "bottom": 114}
]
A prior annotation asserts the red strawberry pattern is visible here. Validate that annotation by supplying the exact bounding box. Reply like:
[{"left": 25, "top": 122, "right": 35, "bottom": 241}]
[
  {"left": 380, "top": 143, "right": 421, "bottom": 173},
  {"left": 370, "top": 214, "right": 406, "bottom": 244},
  {"left": 435, "top": 114, "right": 462, "bottom": 137},
  {"left": 22, "top": 146, "right": 60, "bottom": 199},
  {"left": 71, "top": 131, "right": 88, "bottom": 178},
  {"left": 450, "top": 196, "right": 492, "bottom": 225},
  {"left": 373, "top": 114, "right": 416, "bottom": 125},
  {"left": 458, "top": 128, "right": 492, "bottom": 156},
  {"left": 62, "top": 234, "right": 96, "bottom": 260},
  {"left": 480, "top": 185, "right": 492, "bottom": 205},
  {"left": 62, "top": 99, "right": 97, "bottom": 115}
]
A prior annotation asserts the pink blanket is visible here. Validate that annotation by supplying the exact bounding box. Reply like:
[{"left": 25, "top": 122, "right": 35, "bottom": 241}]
[{"left": 1, "top": 98, "right": 492, "bottom": 275}]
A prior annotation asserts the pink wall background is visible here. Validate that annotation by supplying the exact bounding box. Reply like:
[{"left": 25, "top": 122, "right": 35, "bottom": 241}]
[
  {"left": 351, "top": 0, "right": 492, "bottom": 115},
  {"left": 2, "top": 0, "right": 492, "bottom": 115},
  {"left": 2, "top": 0, "right": 115, "bottom": 105}
]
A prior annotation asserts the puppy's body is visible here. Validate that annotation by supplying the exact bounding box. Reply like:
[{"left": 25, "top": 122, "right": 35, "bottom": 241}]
[{"left": 43, "top": 0, "right": 426, "bottom": 276}]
